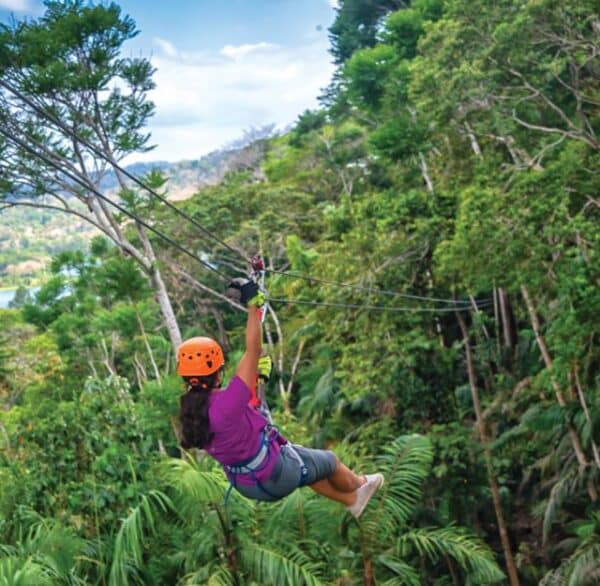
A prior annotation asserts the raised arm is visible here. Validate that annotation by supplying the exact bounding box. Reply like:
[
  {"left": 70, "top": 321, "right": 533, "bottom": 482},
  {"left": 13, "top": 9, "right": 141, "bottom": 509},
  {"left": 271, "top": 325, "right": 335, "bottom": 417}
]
[
  {"left": 226, "top": 277, "right": 264, "bottom": 389},
  {"left": 236, "top": 306, "right": 262, "bottom": 388}
]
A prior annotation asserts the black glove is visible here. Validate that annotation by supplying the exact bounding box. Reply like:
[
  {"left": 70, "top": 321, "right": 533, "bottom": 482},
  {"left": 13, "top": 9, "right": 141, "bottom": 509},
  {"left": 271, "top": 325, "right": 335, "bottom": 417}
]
[{"left": 226, "top": 278, "right": 264, "bottom": 307}]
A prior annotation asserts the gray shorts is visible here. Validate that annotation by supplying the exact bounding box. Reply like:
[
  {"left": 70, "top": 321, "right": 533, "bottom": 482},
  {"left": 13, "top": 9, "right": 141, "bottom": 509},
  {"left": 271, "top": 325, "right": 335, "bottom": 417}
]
[{"left": 233, "top": 444, "right": 337, "bottom": 502}]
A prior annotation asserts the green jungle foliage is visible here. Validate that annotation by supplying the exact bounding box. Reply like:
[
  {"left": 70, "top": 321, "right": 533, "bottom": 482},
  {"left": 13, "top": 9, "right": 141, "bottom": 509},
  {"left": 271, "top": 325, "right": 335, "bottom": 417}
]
[
  {"left": 0, "top": 0, "right": 599, "bottom": 584},
  {"left": 0, "top": 204, "right": 97, "bottom": 288}
]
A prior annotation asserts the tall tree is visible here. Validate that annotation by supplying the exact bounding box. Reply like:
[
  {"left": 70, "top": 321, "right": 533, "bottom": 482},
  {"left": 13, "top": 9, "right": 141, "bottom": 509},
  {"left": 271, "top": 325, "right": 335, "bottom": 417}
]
[
  {"left": 0, "top": 0, "right": 183, "bottom": 351},
  {"left": 329, "top": 0, "right": 410, "bottom": 65}
]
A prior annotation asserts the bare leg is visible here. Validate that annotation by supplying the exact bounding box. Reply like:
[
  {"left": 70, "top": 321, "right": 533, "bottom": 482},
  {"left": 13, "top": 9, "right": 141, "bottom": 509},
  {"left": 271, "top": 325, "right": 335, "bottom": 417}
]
[
  {"left": 327, "top": 458, "right": 365, "bottom": 492},
  {"left": 309, "top": 457, "right": 365, "bottom": 506}
]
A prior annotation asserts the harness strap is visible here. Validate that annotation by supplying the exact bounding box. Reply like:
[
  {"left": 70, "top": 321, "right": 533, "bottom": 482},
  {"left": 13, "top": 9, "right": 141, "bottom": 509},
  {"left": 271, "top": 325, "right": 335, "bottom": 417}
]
[
  {"left": 222, "top": 427, "right": 309, "bottom": 504},
  {"left": 226, "top": 440, "right": 270, "bottom": 474},
  {"left": 284, "top": 444, "right": 309, "bottom": 487},
  {"left": 223, "top": 425, "right": 279, "bottom": 504}
]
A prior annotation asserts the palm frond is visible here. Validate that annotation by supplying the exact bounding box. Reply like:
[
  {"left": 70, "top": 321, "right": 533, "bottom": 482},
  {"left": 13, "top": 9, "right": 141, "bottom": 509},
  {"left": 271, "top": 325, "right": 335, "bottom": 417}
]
[
  {"left": 260, "top": 487, "right": 308, "bottom": 542},
  {"left": 565, "top": 544, "right": 600, "bottom": 586},
  {"left": 27, "top": 521, "right": 88, "bottom": 581},
  {"left": 541, "top": 543, "right": 600, "bottom": 586},
  {"left": 377, "top": 554, "right": 420, "bottom": 586},
  {"left": 178, "top": 565, "right": 234, "bottom": 585},
  {"left": 297, "top": 368, "right": 337, "bottom": 425},
  {"left": 301, "top": 493, "right": 343, "bottom": 547},
  {"left": 543, "top": 466, "right": 581, "bottom": 544},
  {"left": 162, "top": 456, "right": 235, "bottom": 508},
  {"left": 0, "top": 516, "right": 91, "bottom": 584},
  {"left": 0, "top": 556, "right": 52, "bottom": 586},
  {"left": 206, "top": 567, "right": 236, "bottom": 586},
  {"left": 108, "top": 489, "right": 174, "bottom": 586},
  {"left": 241, "top": 543, "right": 325, "bottom": 586},
  {"left": 521, "top": 403, "right": 565, "bottom": 435},
  {"left": 539, "top": 567, "right": 566, "bottom": 586},
  {"left": 260, "top": 487, "right": 340, "bottom": 552},
  {"left": 398, "top": 527, "right": 504, "bottom": 584},
  {"left": 366, "top": 434, "right": 433, "bottom": 529}
]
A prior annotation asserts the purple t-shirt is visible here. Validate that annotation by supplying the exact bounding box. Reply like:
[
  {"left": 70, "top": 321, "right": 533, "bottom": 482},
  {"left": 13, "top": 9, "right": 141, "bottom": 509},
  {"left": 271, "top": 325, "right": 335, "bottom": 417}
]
[{"left": 205, "top": 376, "right": 282, "bottom": 485}]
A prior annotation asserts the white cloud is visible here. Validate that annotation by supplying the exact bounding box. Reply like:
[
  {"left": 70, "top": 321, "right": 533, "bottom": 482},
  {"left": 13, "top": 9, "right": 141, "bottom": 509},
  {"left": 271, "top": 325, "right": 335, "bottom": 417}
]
[
  {"left": 130, "top": 38, "right": 335, "bottom": 162},
  {"left": 0, "top": 0, "right": 33, "bottom": 11},
  {"left": 220, "top": 42, "right": 279, "bottom": 61},
  {"left": 328, "top": 0, "right": 340, "bottom": 8},
  {"left": 153, "top": 37, "right": 178, "bottom": 59}
]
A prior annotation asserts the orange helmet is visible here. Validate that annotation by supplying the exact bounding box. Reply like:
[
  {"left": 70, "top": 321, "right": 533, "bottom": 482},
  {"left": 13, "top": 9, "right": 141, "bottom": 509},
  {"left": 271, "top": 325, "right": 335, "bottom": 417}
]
[{"left": 177, "top": 337, "right": 225, "bottom": 376}]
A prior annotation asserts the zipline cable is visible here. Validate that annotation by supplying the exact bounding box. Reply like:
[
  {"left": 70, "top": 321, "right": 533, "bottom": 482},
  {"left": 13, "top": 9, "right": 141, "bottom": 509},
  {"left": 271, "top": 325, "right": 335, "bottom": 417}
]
[
  {"left": 1, "top": 125, "right": 490, "bottom": 315},
  {"left": 0, "top": 126, "right": 231, "bottom": 282},
  {"left": 1, "top": 80, "right": 486, "bottom": 308},
  {"left": 268, "top": 297, "right": 492, "bottom": 313},
  {"left": 0, "top": 79, "right": 247, "bottom": 262},
  {"left": 1, "top": 81, "right": 489, "bottom": 309},
  {"left": 265, "top": 268, "right": 485, "bottom": 306}
]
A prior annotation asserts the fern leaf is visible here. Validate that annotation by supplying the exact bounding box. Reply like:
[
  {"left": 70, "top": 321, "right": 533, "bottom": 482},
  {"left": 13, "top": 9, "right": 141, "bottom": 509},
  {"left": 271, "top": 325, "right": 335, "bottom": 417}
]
[
  {"left": 241, "top": 543, "right": 325, "bottom": 586},
  {"left": 109, "top": 489, "right": 174, "bottom": 586},
  {"left": 398, "top": 527, "right": 504, "bottom": 584}
]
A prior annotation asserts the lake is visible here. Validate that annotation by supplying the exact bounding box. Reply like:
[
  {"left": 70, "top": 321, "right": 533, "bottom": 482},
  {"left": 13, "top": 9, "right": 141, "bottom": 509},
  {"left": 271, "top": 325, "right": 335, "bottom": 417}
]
[{"left": 0, "top": 287, "right": 39, "bottom": 309}]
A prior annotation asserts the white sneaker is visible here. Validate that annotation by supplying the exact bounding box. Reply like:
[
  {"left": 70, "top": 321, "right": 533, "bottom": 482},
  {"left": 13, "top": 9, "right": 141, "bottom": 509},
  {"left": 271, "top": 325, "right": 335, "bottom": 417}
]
[{"left": 346, "top": 473, "right": 385, "bottom": 519}]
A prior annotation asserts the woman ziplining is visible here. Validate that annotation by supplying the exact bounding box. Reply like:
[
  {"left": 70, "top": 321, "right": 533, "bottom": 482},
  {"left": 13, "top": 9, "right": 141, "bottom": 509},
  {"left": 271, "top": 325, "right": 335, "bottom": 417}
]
[{"left": 177, "top": 275, "right": 384, "bottom": 518}]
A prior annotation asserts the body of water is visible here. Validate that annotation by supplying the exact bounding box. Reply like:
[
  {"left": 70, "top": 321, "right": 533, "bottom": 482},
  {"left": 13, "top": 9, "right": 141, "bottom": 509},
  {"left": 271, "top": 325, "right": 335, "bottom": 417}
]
[
  {"left": 0, "top": 289, "right": 17, "bottom": 308},
  {"left": 0, "top": 287, "right": 39, "bottom": 309}
]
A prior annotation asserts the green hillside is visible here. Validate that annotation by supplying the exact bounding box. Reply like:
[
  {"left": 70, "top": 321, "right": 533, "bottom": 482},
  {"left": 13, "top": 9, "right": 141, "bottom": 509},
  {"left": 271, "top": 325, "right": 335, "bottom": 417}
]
[
  {"left": 0, "top": 137, "right": 270, "bottom": 287},
  {"left": 0, "top": 204, "right": 97, "bottom": 288}
]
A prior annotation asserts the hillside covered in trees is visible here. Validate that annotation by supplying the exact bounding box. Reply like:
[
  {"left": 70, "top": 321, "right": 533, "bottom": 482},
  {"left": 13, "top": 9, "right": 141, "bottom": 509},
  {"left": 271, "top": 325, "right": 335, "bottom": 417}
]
[
  {"left": 0, "top": 129, "right": 274, "bottom": 290},
  {"left": 0, "top": 0, "right": 598, "bottom": 584}
]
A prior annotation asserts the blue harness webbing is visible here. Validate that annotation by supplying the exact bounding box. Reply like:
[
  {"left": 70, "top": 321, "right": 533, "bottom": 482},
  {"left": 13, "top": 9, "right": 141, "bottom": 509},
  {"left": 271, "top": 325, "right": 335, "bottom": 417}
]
[{"left": 223, "top": 426, "right": 308, "bottom": 504}]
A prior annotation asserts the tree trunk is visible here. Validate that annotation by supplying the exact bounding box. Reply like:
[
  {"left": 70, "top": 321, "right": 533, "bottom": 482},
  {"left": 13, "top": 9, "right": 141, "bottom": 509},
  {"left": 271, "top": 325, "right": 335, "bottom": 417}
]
[
  {"left": 210, "top": 307, "right": 230, "bottom": 352},
  {"left": 150, "top": 266, "right": 182, "bottom": 352},
  {"left": 99, "top": 338, "right": 116, "bottom": 375},
  {"left": 418, "top": 152, "right": 434, "bottom": 194},
  {"left": 135, "top": 225, "right": 182, "bottom": 352},
  {"left": 469, "top": 294, "right": 491, "bottom": 340},
  {"left": 493, "top": 286, "right": 501, "bottom": 356},
  {"left": 464, "top": 122, "right": 483, "bottom": 157},
  {"left": 498, "top": 288, "right": 515, "bottom": 350},
  {"left": 86, "top": 347, "right": 99, "bottom": 378},
  {"left": 572, "top": 366, "right": 600, "bottom": 470},
  {"left": 363, "top": 556, "right": 373, "bottom": 586},
  {"left": 132, "top": 353, "right": 146, "bottom": 391},
  {"left": 286, "top": 338, "right": 306, "bottom": 398},
  {"left": 520, "top": 285, "right": 598, "bottom": 501},
  {"left": 264, "top": 304, "right": 291, "bottom": 414},
  {"left": 215, "top": 507, "right": 239, "bottom": 585},
  {"left": 456, "top": 311, "right": 521, "bottom": 586},
  {"left": 134, "top": 306, "right": 161, "bottom": 382}
]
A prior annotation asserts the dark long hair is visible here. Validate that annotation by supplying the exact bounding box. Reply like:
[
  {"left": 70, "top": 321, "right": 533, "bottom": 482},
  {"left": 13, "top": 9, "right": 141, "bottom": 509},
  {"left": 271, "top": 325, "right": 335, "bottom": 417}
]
[{"left": 179, "top": 371, "right": 221, "bottom": 449}]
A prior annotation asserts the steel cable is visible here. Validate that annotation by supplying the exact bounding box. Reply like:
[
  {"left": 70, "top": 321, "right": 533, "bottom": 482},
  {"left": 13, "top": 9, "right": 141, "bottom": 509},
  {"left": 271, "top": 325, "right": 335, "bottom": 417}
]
[
  {"left": 1, "top": 81, "right": 493, "bottom": 313},
  {"left": 0, "top": 126, "right": 231, "bottom": 282}
]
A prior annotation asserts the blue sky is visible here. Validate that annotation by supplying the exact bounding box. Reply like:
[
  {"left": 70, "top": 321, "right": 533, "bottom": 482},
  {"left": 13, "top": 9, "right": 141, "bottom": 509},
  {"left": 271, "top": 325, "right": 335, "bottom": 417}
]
[{"left": 0, "top": 0, "right": 339, "bottom": 162}]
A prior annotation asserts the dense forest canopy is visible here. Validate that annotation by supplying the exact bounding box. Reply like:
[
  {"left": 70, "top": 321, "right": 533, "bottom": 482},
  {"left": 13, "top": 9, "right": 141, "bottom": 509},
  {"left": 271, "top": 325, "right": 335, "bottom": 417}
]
[{"left": 0, "top": 0, "right": 598, "bottom": 584}]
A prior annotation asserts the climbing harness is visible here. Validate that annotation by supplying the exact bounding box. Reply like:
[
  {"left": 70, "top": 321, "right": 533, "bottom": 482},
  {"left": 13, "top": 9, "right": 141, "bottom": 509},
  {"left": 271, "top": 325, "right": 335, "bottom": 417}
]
[
  {"left": 223, "top": 424, "right": 308, "bottom": 504},
  {"left": 224, "top": 254, "right": 309, "bottom": 504}
]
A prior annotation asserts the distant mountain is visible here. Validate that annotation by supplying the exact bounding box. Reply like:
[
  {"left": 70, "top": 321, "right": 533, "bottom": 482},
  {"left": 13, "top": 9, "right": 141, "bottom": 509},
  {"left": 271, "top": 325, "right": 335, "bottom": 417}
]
[
  {"left": 99, "top": 125, "right": 276, "bottom": 201},
  {"left": 0, "top": 126, "right": 276, "bottom": 286}
]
